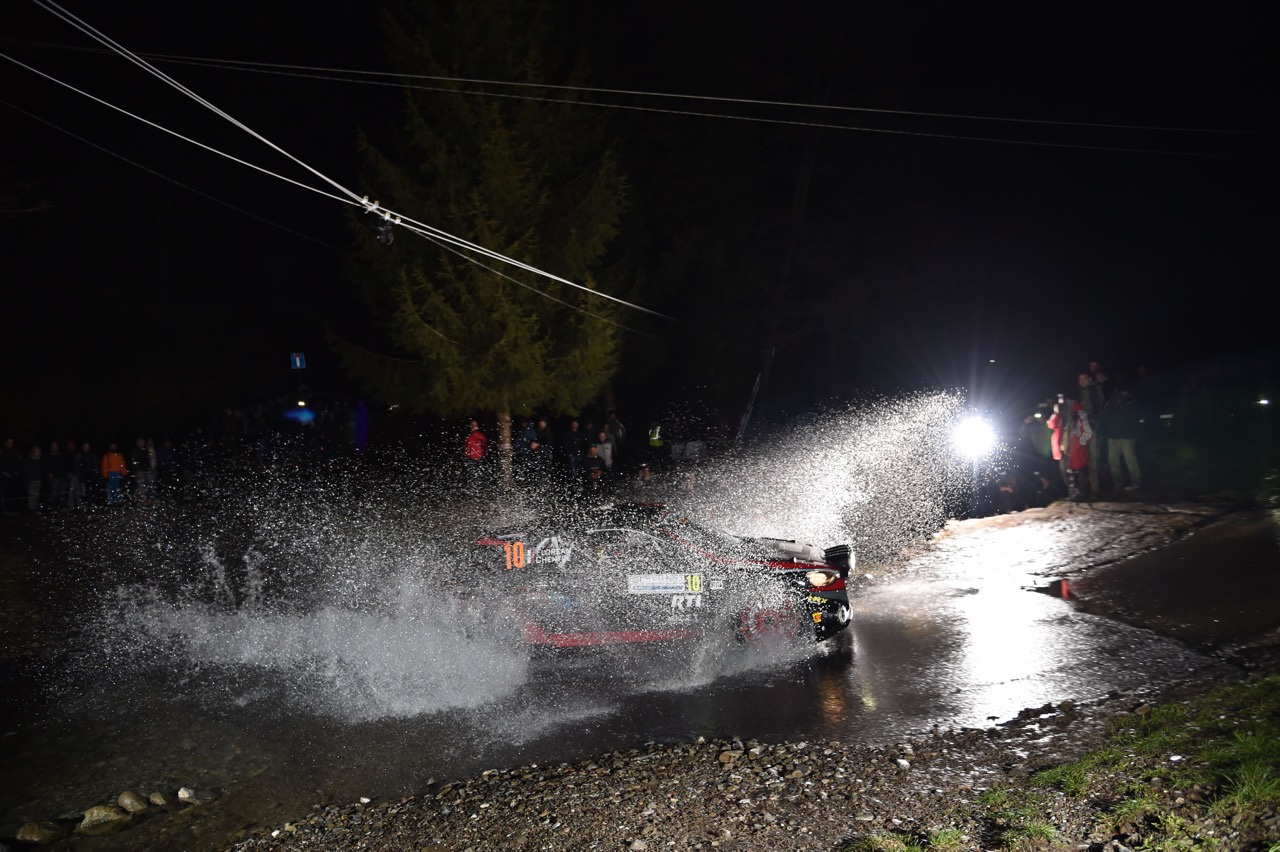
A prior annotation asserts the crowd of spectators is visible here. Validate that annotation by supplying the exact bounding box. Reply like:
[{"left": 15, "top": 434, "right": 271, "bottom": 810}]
[
  {"left": 990, "top": 353, "right": 1276, "bottom": 514},
  {"left": 0, "top": 432, "right": 231, "bottom": 516},
  {"left": 984, "top": 360, "right": 1155, "bottom": 513},
  {"left": 458, "top": 409, "right": 724, "bottom": 501},
  {"left": 0, "top": 400, "right": 344, "bottom": 517},
  {"left": 463, "top": 411, "right": 634, "bottom": 496},
  {"left": 1, "top": 398, "right": 720, "bottom": 517},
  {"left": 6, "top": 352, "right": 1273, "bottom": 519}
]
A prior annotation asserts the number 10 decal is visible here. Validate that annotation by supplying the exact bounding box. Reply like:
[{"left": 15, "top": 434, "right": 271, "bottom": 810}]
[{"left": 504, "top": 541, "right": 526, "bottom": 569}]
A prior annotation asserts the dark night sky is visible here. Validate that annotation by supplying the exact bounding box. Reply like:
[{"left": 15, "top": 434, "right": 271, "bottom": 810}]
[{"left": 3, "top": 1, "right": 1278, "bottom": 439}]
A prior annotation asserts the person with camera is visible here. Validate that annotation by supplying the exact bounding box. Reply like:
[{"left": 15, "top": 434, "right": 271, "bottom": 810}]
[{"left": 1047, "top": 393, "right": 1094, "bottom": 502}]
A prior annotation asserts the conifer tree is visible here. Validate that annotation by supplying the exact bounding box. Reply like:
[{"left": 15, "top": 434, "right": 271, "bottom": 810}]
[{"left": 337, "top": 0, "right": 627, "bottom": 477}]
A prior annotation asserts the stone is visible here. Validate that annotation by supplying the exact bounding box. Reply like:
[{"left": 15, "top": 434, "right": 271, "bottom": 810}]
[
  {"left": 149, "top": 790, "right": 176, "bottom": 808},
  {"left": 16, "top": 821, "right": 67, "bottom": 844},
  {"left": 76, "top": 804, "right": 130, "bottom": 834},
  {"left": 118, "top": 789, "right": 149, "bottom": 813}
]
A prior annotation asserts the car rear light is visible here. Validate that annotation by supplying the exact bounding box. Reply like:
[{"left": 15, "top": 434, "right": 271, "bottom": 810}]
[{"left": 805, "top": 569, "right": 840, "bottom": 588}]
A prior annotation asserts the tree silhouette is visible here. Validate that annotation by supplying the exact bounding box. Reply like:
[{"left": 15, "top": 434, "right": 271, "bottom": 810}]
[{"left": 336, "top": 0, "right": 628, "bottom": 479}]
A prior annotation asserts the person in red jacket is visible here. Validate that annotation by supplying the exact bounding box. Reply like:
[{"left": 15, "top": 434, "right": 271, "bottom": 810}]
[
  {"left": 1046, "top": 398, "right": 1093, "bottom": 502},
  {"left": 462, "top": 420, "right": 489, "bottom": 495}
]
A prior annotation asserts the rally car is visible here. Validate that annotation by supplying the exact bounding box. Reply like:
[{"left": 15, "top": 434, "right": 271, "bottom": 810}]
[{"left": 460, "top": 502, "right": 854, "bottom": 649}]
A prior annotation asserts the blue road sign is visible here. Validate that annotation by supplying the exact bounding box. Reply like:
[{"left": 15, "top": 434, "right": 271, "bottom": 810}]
[{"left": 290, "top": 352, "right": 306, "bottom": 369}]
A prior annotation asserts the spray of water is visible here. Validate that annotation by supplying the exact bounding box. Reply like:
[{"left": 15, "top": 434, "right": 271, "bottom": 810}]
[
  {"left": 671, "top": 391, "right": 989, "bottom": 562},
  {"left": 54, "top": 391, "right": 992, "bottom": 724}
]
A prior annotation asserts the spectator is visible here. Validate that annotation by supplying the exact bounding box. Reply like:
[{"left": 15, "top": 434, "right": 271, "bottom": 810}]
[
  {"left": 157, "top": 438, "right": 180, "bottom": 502},
  {"left": 519, "top": 438, "right": 554, "bottom": 489},
  {"left": 992, "top": 470, "right": 1030, "bottom": 514},
  {"left": 23, "top": 446, "right": 43, "bottom": 512},
  {"left": 1, "top": 438, "right": 22, "bottom": 516},
  {"left": 1065, "top": 398, "right": 1095, "bottom": 501},
  {"left": 462, "top": 420, "right": 489, "bottom": 495},
  {"left": 1093, "top": 369, "right": 1113, "bottom": 489},
  {"left": 101, "top": 442, "right": 128, "bottom": 506},
  {"left": 1077, "top": 372, "right": 1106, "bottom": 496},
  {"left": 144, "top": 437, "right": 159, "bottom": 502},
  {"left": 44, "top": 441, "right": 69, "bottom": 510},
  {"left": 634, "top": 462, "right": 654, "bottom": 489},
  {"left": 1046, "top": 398, "right": 1070, "bottom": 494},
  {"left": 583, "top": 444, "right": 605, "bottom": 491},
  {"left": 515, "top": 419, "right": 536, "bottom": 455},
  {"left": 77, "top": 442, "right": 99, "bottom": 506},
  {"left": 128, "top": 438, "right": 150, "bottom": 505},
  {"left": 66, "top": 440, "right": 83, "bottom": 509},
  {"left": 561, "top": 419, "right": 586, "bottom": 478},
  {"left": 594, "top": 430, "right": 615, "bottom": 472},
  {"left": 606, "top": 411, "right": 627, "bottom": 457},
  {"left": 1102, "top": 385, "right": 1143, "bottom": 492},
  {"left": 535, "top": 417, "right": 554, "bottom": 451},
  {"left": 647, "top": 421, "right": 664, "bottom": 464}
]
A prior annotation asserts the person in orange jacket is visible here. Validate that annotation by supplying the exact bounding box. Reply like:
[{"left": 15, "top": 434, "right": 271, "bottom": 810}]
[{"left": 100, "top": 442, "right": 128, "bottom": 506}]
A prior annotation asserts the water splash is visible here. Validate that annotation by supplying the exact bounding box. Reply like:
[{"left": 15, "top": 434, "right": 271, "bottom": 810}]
[
  {"left": 55, "top": 392, "right": 992, "bottom": 725},
  {"left": 670, "top": 391, "right": 992, "bottom": 562}
]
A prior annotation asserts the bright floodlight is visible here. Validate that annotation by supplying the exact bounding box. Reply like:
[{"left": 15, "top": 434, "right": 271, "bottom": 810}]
[{"left": 952, "top": 416, "right": 997, "bottom": 460}]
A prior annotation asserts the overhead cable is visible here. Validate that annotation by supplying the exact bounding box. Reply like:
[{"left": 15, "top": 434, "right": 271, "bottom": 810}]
[
  {"left": 403, "top": 223, "right": 667, "bottom": 339},
  {"left": 25, "top": 0, "right": 673, "bottom": 320},
  {"left": 1, "top": 98, "right": 343, "bottom": 251},
  {"left": 68, "top": 50, "right": 1272, "bottom": 159},
  {"left": 2, "top": 52, "right": 355, "bottom": 204},
  {"left": 21, "top": 40, "right": 1277, "bottom": 137}
]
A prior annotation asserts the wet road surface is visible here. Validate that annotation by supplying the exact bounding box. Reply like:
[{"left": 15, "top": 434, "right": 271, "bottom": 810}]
[{"left": 2, "top": 500, "right": 1277, "bottom": 850}]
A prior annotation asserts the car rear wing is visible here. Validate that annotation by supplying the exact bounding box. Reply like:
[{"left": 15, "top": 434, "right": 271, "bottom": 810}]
[{"left": 823, "top": 544, "right": 854, "bottom": 574}]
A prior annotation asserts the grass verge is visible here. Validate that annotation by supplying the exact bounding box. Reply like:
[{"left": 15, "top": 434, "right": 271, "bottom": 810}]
[{"left": 843, "top": 674, "right": 1280, "bottom": 851}]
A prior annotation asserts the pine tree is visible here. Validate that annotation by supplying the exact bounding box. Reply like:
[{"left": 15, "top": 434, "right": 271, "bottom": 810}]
[{"left": 337, "top": 0, "right": 627, "bottom": 477}]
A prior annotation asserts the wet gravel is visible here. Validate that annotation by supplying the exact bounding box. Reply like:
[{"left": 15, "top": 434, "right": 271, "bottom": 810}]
[{"left": 228, "top": 677, "right": 1253, "bottom": 851}]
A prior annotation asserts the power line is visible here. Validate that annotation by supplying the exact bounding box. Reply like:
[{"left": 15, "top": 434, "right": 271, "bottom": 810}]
[
  {"left": 1, "top": 98, "right": 344, "bottom": 252},
  {"left": 31, "top": 0, "right": 373, "bottom": 205},
  {"left": 406, "top": 225, "right": 669, "bottom": 339},
  {"left": 18, "top": 39, "right": 1277, "bottom": 137},
  {"left": 3, "top": 51, "right": 356, "bottom": 204},
  {"left": 90, "top": 53, "right": 1280, "bottom": 159},
  {"left": 5, "top": 49, "right": 670, "bottom": 324},
  {"left": 14, "top": 1, "right": 674, "bottom": 321},
  {"left": 6, "top": 69, "right": 660, "bottom": 334}
]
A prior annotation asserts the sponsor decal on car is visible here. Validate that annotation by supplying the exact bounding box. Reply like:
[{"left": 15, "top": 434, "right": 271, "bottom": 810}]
[
  {"left": 627, "top": 573, "right": 703, "bottom": 594},
  {"left": 499, "top": 537, "right": 575, "bottom": 569},
  {"left": 671, "top": 594, "right": 703, "bottom": 610}
]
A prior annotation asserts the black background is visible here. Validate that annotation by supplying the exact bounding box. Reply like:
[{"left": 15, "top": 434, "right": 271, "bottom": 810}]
[{"left": 3, "top": 1, "right": 1277, "bottom": 439}]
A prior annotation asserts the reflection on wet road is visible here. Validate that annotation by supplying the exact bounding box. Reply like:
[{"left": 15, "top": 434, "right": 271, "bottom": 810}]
[{"left": 3, "top": 503, "right": 1268, "bottom": 851}]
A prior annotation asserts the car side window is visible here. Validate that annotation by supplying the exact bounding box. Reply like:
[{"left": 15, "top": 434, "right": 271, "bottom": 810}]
[{"left": 587, "top": 528, "right": 674, "bottom": 564}]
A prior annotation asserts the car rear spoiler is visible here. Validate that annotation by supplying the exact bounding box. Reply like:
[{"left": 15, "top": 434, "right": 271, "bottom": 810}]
[{"left": 823, "top": 544, "right": 854, "bottom": 573}]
